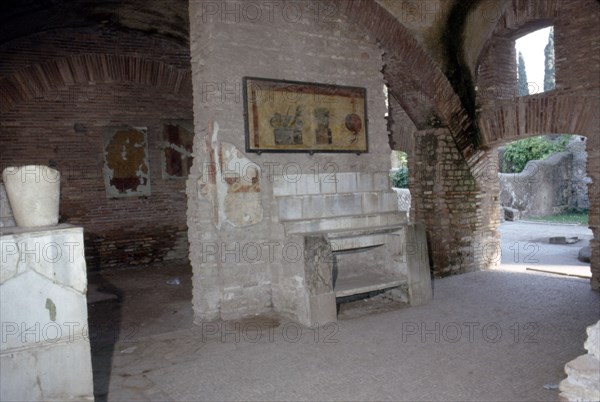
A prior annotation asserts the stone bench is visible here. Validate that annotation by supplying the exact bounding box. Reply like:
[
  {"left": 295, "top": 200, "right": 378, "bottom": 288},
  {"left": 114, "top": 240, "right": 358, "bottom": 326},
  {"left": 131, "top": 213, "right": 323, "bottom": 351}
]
[{"left": 272, "top": 172, "right": 432, "bottom": 326}]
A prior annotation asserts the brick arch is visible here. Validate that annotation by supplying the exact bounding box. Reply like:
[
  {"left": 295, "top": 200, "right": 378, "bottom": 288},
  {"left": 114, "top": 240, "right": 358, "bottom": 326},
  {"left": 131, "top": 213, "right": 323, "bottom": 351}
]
[
  {"left": 479, "top": 92, "right": 600, "bottom": 147},
  {"left": 474, "top": 0, "right": 600, "bottom": 148},
  {"left": 474, "top": 0, "right": 600, "bottom": 291},
  {"left": 0, "top": 53, "right": 192, "bottom": 114},
  {"left": 470, "top": 0, "right": 560, "bottom": 82},
  {"left": 492, "top": 0, "right": 561, "bottom": 37},
  {"left": 334, "top": 0, "right": 480, "bottom": 165}
]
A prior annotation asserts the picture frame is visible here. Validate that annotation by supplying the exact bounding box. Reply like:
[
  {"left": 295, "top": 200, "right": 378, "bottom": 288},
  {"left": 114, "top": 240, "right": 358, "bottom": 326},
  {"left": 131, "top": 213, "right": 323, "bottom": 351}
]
[{"left": 243, "top": 77, "right": 368, "bottom": 154}]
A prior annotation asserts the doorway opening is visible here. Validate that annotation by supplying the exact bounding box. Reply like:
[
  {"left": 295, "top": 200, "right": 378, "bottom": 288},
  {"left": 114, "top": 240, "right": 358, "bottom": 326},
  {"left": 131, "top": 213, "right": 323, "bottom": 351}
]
[{"left": 496, "top": 134, "right": 592, "bottom": 278}]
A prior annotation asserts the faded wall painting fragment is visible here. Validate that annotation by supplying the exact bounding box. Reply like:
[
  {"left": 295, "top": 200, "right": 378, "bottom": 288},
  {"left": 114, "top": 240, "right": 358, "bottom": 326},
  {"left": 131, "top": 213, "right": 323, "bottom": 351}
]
[
  {"left": 161, "top": 120, "right": 194, "bottom": 178},
  {"left": 198, "top": 121, "right": 263, "bottom": 228},
  {"left": 103, "top": 127, "right": 151, "bottom": 197}
]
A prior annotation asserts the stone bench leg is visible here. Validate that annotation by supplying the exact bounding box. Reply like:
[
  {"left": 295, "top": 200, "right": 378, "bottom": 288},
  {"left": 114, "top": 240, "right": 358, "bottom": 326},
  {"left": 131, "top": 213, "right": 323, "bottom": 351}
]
[{"left": 406, "top": 222, "right": 433, "bottom": 306}]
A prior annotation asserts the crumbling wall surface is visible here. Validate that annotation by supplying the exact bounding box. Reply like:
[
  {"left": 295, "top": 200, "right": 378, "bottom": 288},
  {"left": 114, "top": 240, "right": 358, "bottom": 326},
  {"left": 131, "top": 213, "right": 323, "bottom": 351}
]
[
  {"left": 187, "top": 1, "right": 391, "bottom": 321},
  {"left": 499, "top": 152, "right": 573, "bottom": 217},
  {"left": 0, "top": 28, "right": 193, "bottom": 270}
]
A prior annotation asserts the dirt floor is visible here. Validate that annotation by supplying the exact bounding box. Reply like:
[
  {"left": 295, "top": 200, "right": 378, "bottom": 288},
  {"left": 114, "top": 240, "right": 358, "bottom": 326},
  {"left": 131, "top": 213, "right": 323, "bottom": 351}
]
[{"left": 86, "top": 221, "right": 598, "bottom": 401}]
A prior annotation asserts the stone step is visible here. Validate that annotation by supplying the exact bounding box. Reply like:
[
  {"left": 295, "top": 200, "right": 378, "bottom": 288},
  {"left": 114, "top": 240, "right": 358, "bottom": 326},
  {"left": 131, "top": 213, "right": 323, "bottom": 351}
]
[
  {"left": 334, "top": 271, "right": 408, "bottom": 298},
  {"left": 283, "top": 212, "right": 407, "bottom": 235}
]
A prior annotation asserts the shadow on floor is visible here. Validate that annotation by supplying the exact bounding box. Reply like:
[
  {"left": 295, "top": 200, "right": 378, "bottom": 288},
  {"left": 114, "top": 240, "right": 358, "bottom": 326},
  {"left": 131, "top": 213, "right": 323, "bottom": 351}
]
[
  {"left": 87, "top": 260, "right": 193, "bottom": 400},
  {"left": 87, "top": 276, "right": 124, "bottom": 402}
]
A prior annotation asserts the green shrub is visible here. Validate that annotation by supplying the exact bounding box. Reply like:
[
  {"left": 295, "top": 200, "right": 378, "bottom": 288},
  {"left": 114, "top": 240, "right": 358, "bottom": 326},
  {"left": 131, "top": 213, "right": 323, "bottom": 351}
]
[
  {"left": 501, "top": 135, "right": 570, "bottom": 173},
  {"left": 390, "top": 167, "right": 409, "bottom": 188}
]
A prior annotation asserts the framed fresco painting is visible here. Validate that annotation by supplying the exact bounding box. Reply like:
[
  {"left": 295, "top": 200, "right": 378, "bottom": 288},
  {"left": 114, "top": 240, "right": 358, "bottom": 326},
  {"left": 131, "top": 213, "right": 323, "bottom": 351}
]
[{"left": 243, "top": 77, "right": 368, "bottom": 154}]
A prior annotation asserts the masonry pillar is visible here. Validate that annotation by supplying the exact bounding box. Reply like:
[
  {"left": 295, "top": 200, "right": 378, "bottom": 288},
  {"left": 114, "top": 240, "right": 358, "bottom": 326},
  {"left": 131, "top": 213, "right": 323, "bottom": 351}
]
[{"left": 410, "top": 128, "right": 500, "bottom": 276}]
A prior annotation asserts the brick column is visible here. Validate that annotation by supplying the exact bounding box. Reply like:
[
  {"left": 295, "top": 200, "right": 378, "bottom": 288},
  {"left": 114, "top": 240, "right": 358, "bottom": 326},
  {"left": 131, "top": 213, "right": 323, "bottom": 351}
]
[{"left": 411, "top": 128, "right": 500, "bottom": 276}]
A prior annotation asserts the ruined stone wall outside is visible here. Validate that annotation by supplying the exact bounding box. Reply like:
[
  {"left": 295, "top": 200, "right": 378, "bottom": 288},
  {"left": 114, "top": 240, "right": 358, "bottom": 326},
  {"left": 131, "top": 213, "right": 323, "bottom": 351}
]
[
  {"left": 187, "top": 1, "right": 391, "bottom": 321},
  {"left": 499, "top": 152, "right": 574, "bottom": 217}
]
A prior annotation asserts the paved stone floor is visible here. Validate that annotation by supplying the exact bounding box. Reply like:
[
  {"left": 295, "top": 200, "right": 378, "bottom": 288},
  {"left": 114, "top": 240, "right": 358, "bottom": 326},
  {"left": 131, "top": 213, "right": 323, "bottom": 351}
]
[
  {"left": 499, "top": 221, "right": 593, "bottom": 277},
  {"left": 87, "top": 222, "right": 599, "bottom": 401}
]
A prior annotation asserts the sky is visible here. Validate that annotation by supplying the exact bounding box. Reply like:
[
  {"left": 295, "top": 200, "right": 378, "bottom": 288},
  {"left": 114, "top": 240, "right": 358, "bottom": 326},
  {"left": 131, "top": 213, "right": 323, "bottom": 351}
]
[{"left": 515, "top": 26, "right": 553, "bottom": 95}]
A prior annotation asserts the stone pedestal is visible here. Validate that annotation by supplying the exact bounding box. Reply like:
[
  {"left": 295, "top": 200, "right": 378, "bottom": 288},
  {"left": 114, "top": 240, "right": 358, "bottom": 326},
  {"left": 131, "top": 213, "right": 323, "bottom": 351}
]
[
  {"left": 0, "top": 224, "right": 94, "bottom": 401},
  {"left": 559, "top": 320, "right": 600, "bottom": 401}
]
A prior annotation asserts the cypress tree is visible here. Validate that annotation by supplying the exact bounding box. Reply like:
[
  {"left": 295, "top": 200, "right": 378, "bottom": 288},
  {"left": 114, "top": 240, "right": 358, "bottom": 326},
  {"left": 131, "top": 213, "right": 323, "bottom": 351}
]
[
  {"left": 544, "top": 28, "right": 556, "bottom": 91},
  {"left": 517, "top": 51, "right": 529, "bottom": 96}
]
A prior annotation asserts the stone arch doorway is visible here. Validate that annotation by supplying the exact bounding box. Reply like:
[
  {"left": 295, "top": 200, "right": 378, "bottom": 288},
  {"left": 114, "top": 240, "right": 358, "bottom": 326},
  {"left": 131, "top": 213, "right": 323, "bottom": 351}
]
[
  {"left": 494, "top": 133, "right": 593, "bottom": 280},
  {"left": 473, "top": 0, "right": 599, "bottom": 289}
]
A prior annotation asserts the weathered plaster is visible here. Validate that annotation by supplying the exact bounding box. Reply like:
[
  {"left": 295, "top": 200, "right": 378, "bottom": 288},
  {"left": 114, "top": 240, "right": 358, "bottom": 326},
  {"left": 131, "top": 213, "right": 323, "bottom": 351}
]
[{"left": 198, "top": 121, "right": 263, "bottom": 229}]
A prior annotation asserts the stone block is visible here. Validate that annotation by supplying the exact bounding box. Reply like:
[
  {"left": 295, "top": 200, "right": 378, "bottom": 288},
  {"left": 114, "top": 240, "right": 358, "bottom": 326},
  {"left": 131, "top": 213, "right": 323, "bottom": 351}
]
[
  {"left": 379, "top": 191, "right": 399, "bottom": 212},
  {"left": 277, "top": 197, "right": 303, "bottom": 221},
  {"left": 296, "top": 174, "right": 321, "bottom": 195},
  {"left": 362, "top": 192, "right": 380, "bottom": 214},
  {"left": 1, "top": 270, "right": 89, "bottom": 351},
  {"left": 319, "top": 174, "right": 337, "bottom": 194},
  {"left": 336, "top": 172, "right": 357, "bottom": 193},
  {"left": 356, "top": 173, "right": 374, "bottom": 192},
  {"left": 324, "top": 194, "right": 362, "bottom": 217},
  {"left": 564, "top": 355, "right": 600, "bottom": 384},
  {"left": 302, "top": 196, "right": 326, "bottom": 219},
  {"left": 373, "top": 172, "right": 390, "bottom": 191},
  {"left": 308, "top": 292, "right": 337, "bottom": 326},
  {"left": 1, "top": 341, "right": 94, "bottom": 401},
  {"left": 503, "top": 207, "right": 520, "bottom": 221},
  {"left": 273, "top": 175, "right": 296, "bottom": 197},
  {"left": 405, "top": 222, "right": 433, "bottom": 306},
  {"left": 0, "top": 225, "right": 87, "bottom": 292}
]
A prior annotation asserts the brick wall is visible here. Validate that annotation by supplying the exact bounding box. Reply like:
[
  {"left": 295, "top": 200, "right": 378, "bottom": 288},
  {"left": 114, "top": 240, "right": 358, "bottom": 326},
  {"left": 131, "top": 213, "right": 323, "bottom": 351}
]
[
  {"left": 0, "top": 28, "right": 193, "bottom": 271},
  {"left": 409, "top": 128, "right": 499, "bottom": 277},
  {"left": 187, "top": 1, "right": 392, "bottom": 321}
]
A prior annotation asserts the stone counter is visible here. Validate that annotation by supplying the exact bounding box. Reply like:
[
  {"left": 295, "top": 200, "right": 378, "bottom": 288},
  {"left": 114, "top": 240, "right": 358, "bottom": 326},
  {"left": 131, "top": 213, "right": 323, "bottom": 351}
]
[{"left": 0, "top": 224, "right": 94, "bottom": 401}]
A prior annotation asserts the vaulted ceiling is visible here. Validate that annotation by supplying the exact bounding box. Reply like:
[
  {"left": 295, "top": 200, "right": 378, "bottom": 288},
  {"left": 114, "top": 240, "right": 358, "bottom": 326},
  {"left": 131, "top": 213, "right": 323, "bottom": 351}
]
[{"left": 0, "top": 0, "right": 190, "bottom": 46}]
